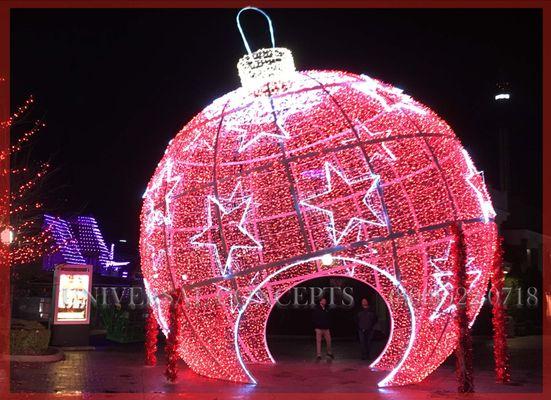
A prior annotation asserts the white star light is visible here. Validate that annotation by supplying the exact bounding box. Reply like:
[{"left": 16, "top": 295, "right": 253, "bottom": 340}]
[
  {"left": 246, "top": 272, "right": 267, "bottom": 304},
  {"left": 429, "top": 241, "right": 455, "bottom": 322},
  {"left": 147, "top": 243, "right": 165, "bottom": 280},
  {"left": 228, "top": 89, "right": 324, "bottom": 153},
  {"left": 190, "top": 181, "right": 262, "bottom": 277},
  {"left": 216, "top": 284, "right": 240, "bottom": 314},
  {"left": 300, "top": 162, "right": 387, "bottom": 246},
  {"left": 461, "top": 149, "right": 496, "bottom": 223},
  {"left": 465, "top": 257, "right": 482, "bottom": 291},
  {"left": 429, "top": 240, "right": 483, "bottom": 321},
  {"left": 353, "top": 75, "right": 427, "bottom": 115},
  {"left": 182, "top": 129, "right": 215, "bottom": 153},
  {"left": 143, "top": 278, "right": 170, "bottom": 336},
  {"left": 236, "top": 116, "right": 289, "bottom": 153},
  {"left": 354, "top": 119, "right": 397, "bottom": 162},
  {"left": 343, "top": 261, "right": 356, "bottom": 277},
  {"left": 430, "top": 269, "right": 455, "bottom": 322},
  {"left": 344, "top": 246, "right": 379, "bottom": 277},
  {"left": 142, "top": 161, "right": 180, "bottom": 293},
  {"left": 142, "top": 159, "right": 181, "bottom": 236},
  {"left": 225, "top": 95, "right": 290, "bottom": 153}
]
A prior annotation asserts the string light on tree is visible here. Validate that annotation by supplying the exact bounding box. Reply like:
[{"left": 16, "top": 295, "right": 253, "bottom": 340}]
[
  {"left": 0, "top": 80, "right": 56, "bottom": 267},
  {"left": 140, "top": 7, "right": 498, "bottom": 388}
]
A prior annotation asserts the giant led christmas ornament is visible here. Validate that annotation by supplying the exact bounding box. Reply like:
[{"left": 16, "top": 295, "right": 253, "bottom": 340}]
[{"left": 140, "top": 8, "right": 497, "bottom": 387}]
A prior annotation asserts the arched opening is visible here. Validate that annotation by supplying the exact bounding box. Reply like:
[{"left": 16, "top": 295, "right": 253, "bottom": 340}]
[
  {"left": 265, "top": 275, "right": 391, "bottom": 363},
  {"left": 235, "top": 256, "right": 416, "bottom": 387}
]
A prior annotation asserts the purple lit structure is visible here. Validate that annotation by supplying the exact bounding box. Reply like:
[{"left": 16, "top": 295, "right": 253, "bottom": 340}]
[{"left": 43, "top": 215, "right": 130, "bottom": 278}]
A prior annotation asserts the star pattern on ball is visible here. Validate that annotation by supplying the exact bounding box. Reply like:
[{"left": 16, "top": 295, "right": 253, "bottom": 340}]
[
  {"left": 143, "top": 278, "right": 170, "bottom": 335},
  {"left": 182, "top": 129, "right": 215, "bottom": 153},
  {"left": 216, "top": 284, "right": 241, "bottom": 314},
  {"left": 142, "top": 158, "right": 181, "bottom": 236},
  {"left": 429, "top": 240, "right": 483, "bottom": 321},
  {"left": 353, "top": 74, "right": 427, "bottom": 115},
  {"left": 429, "top": 241, "right": 455, "bottom": 322},
  {"left": 147, "top": 243, "right": 166, "bottom": 280},
  {"left": 222, "top": 95, "right": 292, "bottom": 153},
  {"left": 354, "top": 118, "right": 397, "bottom": 162},
  {"left": 190, "top": 181, "right": 262, "bottom": 276},
  {"left": 235, "top": 116, "right": 289, "bottom": 153},
  {"left": 465, "top": 257, "right": 482, "bottom": 291},
  {"left": 246, "top": 271, "right": 268, "bottom": 305},
  {"left": 345, "top": 262, "right": 356, "bottom": 277},
  {"left": 300, "top": 162, "right": 387, "bottom": 245},
  {"left": 461, "top": 149, "right": 496, "bottom": 223}
]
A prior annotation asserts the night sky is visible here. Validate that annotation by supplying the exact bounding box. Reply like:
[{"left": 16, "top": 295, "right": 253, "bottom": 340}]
[{"left": 10, "top": 8, "right": 542, "bottom": 254}]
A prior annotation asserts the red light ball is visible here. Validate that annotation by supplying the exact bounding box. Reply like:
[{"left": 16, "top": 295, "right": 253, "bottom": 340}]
[{"left": 140, "top": 60, "right": 497, "bottom": 387}]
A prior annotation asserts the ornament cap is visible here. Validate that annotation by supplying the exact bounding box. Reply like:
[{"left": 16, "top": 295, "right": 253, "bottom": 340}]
[{"left": 237, "top": 47, "right": 296, "bottom": 90}]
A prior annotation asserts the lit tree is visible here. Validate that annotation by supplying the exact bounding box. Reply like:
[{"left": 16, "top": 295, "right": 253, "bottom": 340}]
[{"left": 0, "top": 80, "right": 56, "bottom": 266}]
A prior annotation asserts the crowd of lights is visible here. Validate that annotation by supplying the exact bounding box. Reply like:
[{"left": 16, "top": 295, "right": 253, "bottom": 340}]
[{"left": 140, "top": 46, "right": 497, "bottom": 387}]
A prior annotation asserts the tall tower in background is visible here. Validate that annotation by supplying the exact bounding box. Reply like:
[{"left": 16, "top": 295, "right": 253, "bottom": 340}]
[{"left": 494, "top": 79, "right": 512, "bottom": 194}]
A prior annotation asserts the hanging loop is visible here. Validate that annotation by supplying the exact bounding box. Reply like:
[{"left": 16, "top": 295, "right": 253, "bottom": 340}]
[{"left": 236, "top": 7, "right": 276, "bottom": 56}]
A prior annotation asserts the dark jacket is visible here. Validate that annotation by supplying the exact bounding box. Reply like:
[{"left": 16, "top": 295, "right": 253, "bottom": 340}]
[
  {"left": 356, "top": 307, "right": 378, "bottom": 332},
  {"left": 312, "top": 304, "right": 331, "bottom": 329}
]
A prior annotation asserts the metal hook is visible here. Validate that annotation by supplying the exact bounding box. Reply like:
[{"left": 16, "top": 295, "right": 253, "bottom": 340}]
[{"left": 236, "top": 6, "right": 276, "bottom": 56}]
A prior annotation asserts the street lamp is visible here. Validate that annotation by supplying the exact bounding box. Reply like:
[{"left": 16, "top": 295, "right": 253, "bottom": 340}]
[
  {"left": 494, "top": 93, "right": 510, "bottom": 101},
  {"left": 494, "top": 81, "right": 511, "bottom": 102},
  {"left": 1, "top": 227, "right": 14, "bottom": 245}
]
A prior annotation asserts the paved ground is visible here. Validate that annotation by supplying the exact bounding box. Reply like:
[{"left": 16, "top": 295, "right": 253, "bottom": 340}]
[{"left": 9, "top": 335, "right": 542, "bottom": 396}]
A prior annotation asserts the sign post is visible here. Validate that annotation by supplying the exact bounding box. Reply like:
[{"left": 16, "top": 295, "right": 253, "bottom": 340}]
[{"left": 50, "top": 264, "right": 93, "bottom": 347}]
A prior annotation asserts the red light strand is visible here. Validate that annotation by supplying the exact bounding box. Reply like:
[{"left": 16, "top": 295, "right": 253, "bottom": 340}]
[
  {"left": 452, "top": 223, "right": 474, "bottom": 393},
  {"left": 491, "top": 235, "right": 511, "bottom": 383},
  {"left": 145, "top": 306, "right": 159, "bottom": 366},
  {"left": 165, "top": 289, "right": 183, "bottom": 382}
]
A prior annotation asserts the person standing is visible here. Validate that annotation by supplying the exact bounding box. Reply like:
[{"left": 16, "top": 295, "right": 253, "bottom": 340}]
[
  {"left": 312, "top": 297, "right": 334, "bottom": 362},
  {"left": 356, "top": 298, "right": 378, "bottom": 360}
]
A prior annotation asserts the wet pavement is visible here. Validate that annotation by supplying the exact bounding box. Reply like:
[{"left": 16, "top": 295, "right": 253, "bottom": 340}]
[{"left": 9, "top": 335, "right": 542, "bottom": 395}]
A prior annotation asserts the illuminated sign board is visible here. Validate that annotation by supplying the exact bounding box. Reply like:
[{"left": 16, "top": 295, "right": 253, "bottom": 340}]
[{"left": 53, "top": 264, "right": 93, "bottom": 325}]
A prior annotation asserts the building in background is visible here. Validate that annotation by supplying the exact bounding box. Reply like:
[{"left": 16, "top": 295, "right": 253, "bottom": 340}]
[
  {"left": 43, "top": 214, "right": 130, "bottom": 278},
  {"left": 502, "top": 229, "right": 549, "bottom": 274}
]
